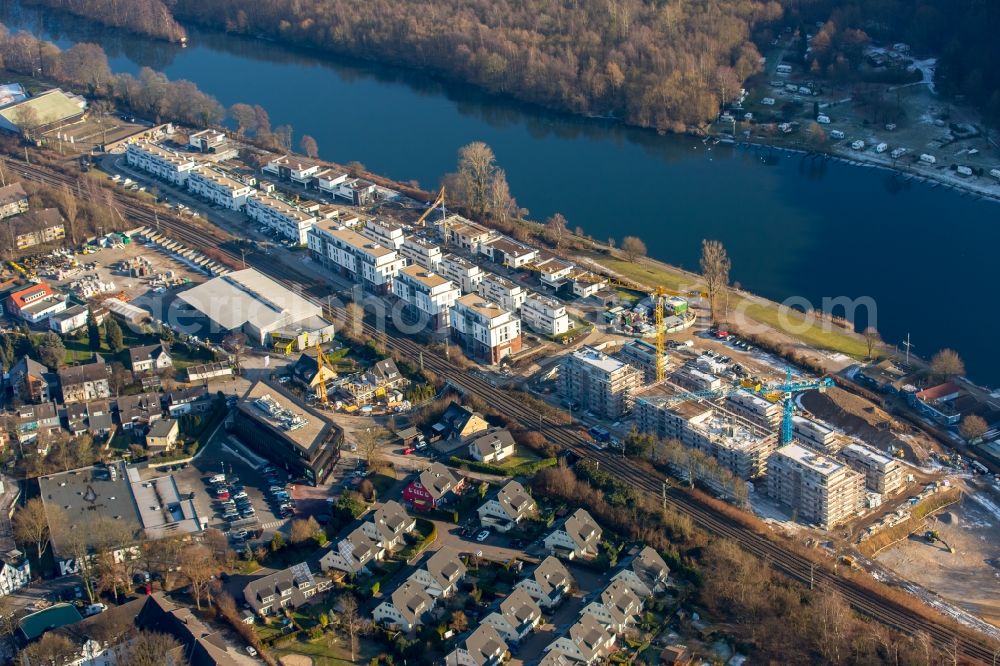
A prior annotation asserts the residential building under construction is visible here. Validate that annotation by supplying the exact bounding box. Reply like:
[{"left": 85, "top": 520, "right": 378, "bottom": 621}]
[
  {"left": 766, "top": 443, "right": 865, "bottom": 529},
  {"left": 561, "top": 346, "right": 642, "bottom": 420},
  {"left": 839, "top": 442, "right": 904, "bottom": 496}
]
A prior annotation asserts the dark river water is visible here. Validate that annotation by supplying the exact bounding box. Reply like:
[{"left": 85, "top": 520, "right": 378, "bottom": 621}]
[{"left": 3, "top": 4, "right": 997, "bottom": 384}]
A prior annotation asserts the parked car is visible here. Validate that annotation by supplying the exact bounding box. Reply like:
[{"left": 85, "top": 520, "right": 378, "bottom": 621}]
[
  {"left": 233, "top": 491, "right": 248, "bottom": 500},
  {"left": 476, "top": 530, "right": 490, "bottom": 542}
]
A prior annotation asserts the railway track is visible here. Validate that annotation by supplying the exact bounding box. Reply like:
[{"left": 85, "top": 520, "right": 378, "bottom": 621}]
[{"left": 12, "top": 157, "right": 998, "bottom": 663}]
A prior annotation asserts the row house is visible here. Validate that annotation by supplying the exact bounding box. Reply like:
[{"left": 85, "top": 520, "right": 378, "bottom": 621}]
[
  {"left": 450, "top": 294, "right": 522, "bottom": 365},
  {"left": 440, "top": 215, "right": 495, "bottom": 253},
  {"left": 440, "top": 254, "right": 484, "bottom": 294},
  {"left": 581, "top": 579, "right": 643, "bottom": 635},
  {"left": 125, "top": 141, "right": 201, "bottom": 186},
  {"left": 360, "top": 218, "right": 406, "bottom": 250},
  {"left": 0, "top": 182, "right": 28, "bottom": 218},
  {"left": 186, "top": 167, "right": 255, "bottom": 210},
  {"left": 11, "top": 209, "right": 66, "bottom": 250},
  {"left": 372, "top": 579, "right": 435, "bottom": 632},
  {"left": 477, "top": 273, "right": 526, "bottom": 313},
  {"left": 542, "top": 613, "right": 616, "bottom": 665},
  {"left": 58, "top": 356, "right": 110, "bottom": 405},
  {"left": 401, "top": 236, "right": 443, "bottom": 272},
  {"left": 543, "top": 508, "right": 602, "bottom": 560},
  {"left": 242, "top": 562, "right": 331, "bottom": 617},
  {"left": 246, "top": 194, "right": 317, "bottom": 245},
  {"left": 403, "top": 462, "right": 465, "bottom": 511},
  {"left": 610, "top": 546, "right": 670, "bottom": 598},
  {"left": 477, "top": 480, "right": 537, "bottom": 532},
  {"left": 521, "top": 294, "right": 571, "bottom": 337},
  {"left": 515, "top": 556, "right": 573, "bottom": 609},
  {"left": 308, "top": 221, "right": 405, "bottom": 294},
  {"left": 362, "top": 500, "right": 416, "bottom": 551},
  {"left": 392, "top": 265, "right": 460, "bottom": 333}
]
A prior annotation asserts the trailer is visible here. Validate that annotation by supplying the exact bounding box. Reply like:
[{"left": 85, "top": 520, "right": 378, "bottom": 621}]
[
  {"left": 890, "top": 148, "right": 907, "bottom": 159},
  {"left": 920, "top": 153, "right": 937, "bottom": 164},
  {"left": 957, "top": 165, "right": 973, "bottom": 176},
  {"left": 875, "top": 143, "right": 888, "bottom": 153},
  {"left": 816, "top": 114, "right": 831, "bottom": 124}
]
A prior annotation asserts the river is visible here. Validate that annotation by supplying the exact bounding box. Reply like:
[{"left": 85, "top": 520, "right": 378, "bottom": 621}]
[{"left": 3, "top": 4, "right": 997, "bottom": 384}]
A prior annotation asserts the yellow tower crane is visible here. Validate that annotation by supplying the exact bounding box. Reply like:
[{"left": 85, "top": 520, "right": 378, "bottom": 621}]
[
  {"left": 653, "top": 286, "right": 666, "bottom": 383},
  {"left": 315, "top": 342, "right": 329, "bottom": 406}
]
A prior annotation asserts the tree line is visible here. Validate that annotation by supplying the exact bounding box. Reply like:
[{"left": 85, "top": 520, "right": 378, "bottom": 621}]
[{"left": 23, "top": 0, "right": 186, "bottom": 43}]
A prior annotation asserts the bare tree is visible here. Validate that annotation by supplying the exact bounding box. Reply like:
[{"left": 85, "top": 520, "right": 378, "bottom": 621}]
[
  {"left": 289, "top": 517, "right": 322, "bottom": 545},
  {"left": 57, "top": 184, "right": 80, "bottom": 245},
  {"left": 299, "top": 134, "right": 319, "bottom": 158},
  {"left": 699, "top": 239, "right": 731, "bottom": 324},
  {"left": 182, "top": 544, "right": 220, "bottom": 610},
  {"left": 13, "top": 497, "right": 50, "bottom": 558},
  {"left": 545, "top": 213, "right": 568, "bottom": 248},
  {"left": 343, "top": 302, "right": 365, "bottom": 342},
  {"left": 114, "top": 630, "right": 188, "bottom": 666},
  {"left": 355, "top": 427, "right": 387, "bottom": 471},
  {"left": 222, "top": 332, "right": 248, "bottom": 372},
  {"left": 456, "top": 142, "right": 498, "bottom": 217},
  {"left": 21, "top": 632, "right": 77, "bottom": 665},
  {"left": 930, "top": 348, "right": 965, "bottom": 380},
  {"left": 487, "top": 168, "right": 514, "bottom": 226},
  {"left": 229, "top": 103, "right": 258, "bottom": 136},
  {"left": 621, "top": 236, "right": 647, "bottom": 262},
  {"left": 863, "top": 326, "right": 881, "bottom": 361},
  {"left": 958, "top": 415, "right": 987, "bottom": 442},
  {"left": 339, "top": 593, "right": 361, "bottom": 662}
]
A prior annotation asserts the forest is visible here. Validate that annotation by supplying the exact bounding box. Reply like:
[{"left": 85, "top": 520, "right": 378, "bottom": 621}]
[{"left": 22, "top": 0, "right": 186, "bottom": 43}]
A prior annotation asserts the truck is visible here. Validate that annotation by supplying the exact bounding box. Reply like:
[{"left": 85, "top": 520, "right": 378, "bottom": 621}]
[
  {"left": 920, "top": 153, "right": 937, "bottom": 164},
  {"left": 588, "top": 426, "right": 611, "bottom": 443}
]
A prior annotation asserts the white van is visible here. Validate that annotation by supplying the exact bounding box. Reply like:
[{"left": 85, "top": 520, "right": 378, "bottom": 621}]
[
  {"left": 851, "top": 140, "right": 865, "bottom": 150},
  {"left": 209, "top": 474, "right": 226, "bottom": 484}
]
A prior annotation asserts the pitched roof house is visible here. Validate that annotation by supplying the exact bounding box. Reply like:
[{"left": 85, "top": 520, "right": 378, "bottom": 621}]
[
  {"left": 128, "top": 344, "right": 173, "bottom": 372},
  {"left": 59, "top": 355, "right": 109, "bottom": 404},
  {"left": 581, "top": 579, "right": 643, "bottom": 634},
  {"left": 478, "top": 480, "right": 536, "bottom": 532},
  {"left": 466, "top": 427, "right": 516, "bottom": 464},
  {"left": 320, "top": 526, "right": 385, "bottom": 574},
  {"left": 543, "top": 508, "right": 602, "bottom": 559},
  {"left": 432, "top": 402, "right": 489, "bottom": 441},
  {"left": 242, "top": 562, "right": 331, "bottom": 617},
  {"left": 445, "top": 624, "right": 509, "bottom": 666},
  {"left": 482, "top": 587, "right": 542, "bottom": 643},
  {"left": 116, "top": 392, "right": 163, "bottom": 429},
  {"left": 514, "top": 556, "right": 573, "bottom": 609},
  {"left": 403, "top": 462, "right": 465, "bottom": 511},
  {"left": 372, "top": 579, "right": 435, "bottom": 632},
  {"left": 543, "top": 613, "right": 616, "bottom": 665},
  {"left": 613, "top": 546, "right": 670, "bottom": 596},
  {"left": 361, "top": 500, "right": 416, "bottom": 550},
  {"left": 406, "top": 547, "right": 466, "bottom": 598}
]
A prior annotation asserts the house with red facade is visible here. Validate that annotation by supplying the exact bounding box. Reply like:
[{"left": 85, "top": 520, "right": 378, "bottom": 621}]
[{"left": 402, "top": 462, "right": 465, "bottom": 511}]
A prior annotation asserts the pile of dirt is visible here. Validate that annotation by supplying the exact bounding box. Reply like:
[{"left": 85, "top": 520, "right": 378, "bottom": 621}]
[
  {"left": 279, "top": 657, "right": 314, "bottom": 666},
  {"left": 801, "top": 388, "right": 906, "bottom": 451}
]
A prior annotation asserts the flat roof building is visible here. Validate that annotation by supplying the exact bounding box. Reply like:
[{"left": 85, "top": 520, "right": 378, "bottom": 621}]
[
  {"left": 616, "top": 339, "right": 668, "bottom": 383},
  {"left": 176, "top": 268, "right": 334, "bottom": 349},
  {"left": 521, "top": 294, "right": 571, "bottom": 337},
  {"left": 308, "top": 221, "right": 406, "bottom": 294},
  {"left": 767, "top": 443, "right": 865, "bottom": 529},
  {"left": 793, "top": 415, "right": 845, "bottom": 453},
  {"left": 562, "top": 346, "right": 642, "bottom": 420},
  {"left": 440, "top": 253, "right": 484, "bottom": 294},
  {"left": 450, "top": 294, "right": 522, "bottom": 365},
  {"left": 726, "top": 391, "right": 782, "bottom": 430},
  {"left": 126, "top": 141, "right": 202, "bottom": 186},
  {"left": 392, "top": 264, "right": 460, "bottom": 333},
  {"left": 401, "top": 235, "right": 444, "bottom": 272},
  {"left": 360, "top": 218, "right": 406, "bottom": 250},
  {"left": 478, "top": 273, "right": 526, "bottom": 313},
  {"left": 839, "top": 442, "right": 904, "bottom": 496},
  {"left": 246, "top": 193, "right": 316, "bottom": 245},
  {"left": 231, "top": 381, "right": 341, "bottom": 484},
  {"left": 187, "top": 167, "right": 255, "bottom": 210}
]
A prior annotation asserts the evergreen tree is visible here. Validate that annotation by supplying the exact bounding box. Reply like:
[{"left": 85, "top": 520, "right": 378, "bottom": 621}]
[
  {"left": 0, "top": 333, "right": 14, "bottom": 371},
  {"left": 104, "top": 318, "right": 124, "bottom": 353},
  {"left": 86, "top": 310, "right": 101, "bottom": 350}
]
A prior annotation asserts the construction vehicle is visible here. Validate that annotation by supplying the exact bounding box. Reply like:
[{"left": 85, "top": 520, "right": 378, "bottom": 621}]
[
  {"left": 644, "top": 368, "right": 834, "bottom": 445},
  {"left": 924, "top": 530, "right": 955, "bottom": 553},
  {"left": 315, "top": 342, "right": 329, "bottom": 406},
  {"left": 415, "top": 187, "right": 446, "bottom": 227}
]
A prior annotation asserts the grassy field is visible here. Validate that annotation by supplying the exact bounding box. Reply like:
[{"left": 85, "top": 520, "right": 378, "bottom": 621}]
[
  {"left": 585, "top": 251, "right": 868, "bottom": 359},
  {"left": 272, "top": 633, "right": 382, "bottom": 665}
]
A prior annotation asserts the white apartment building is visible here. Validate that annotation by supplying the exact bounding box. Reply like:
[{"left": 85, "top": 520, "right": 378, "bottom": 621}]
[
  {"left": 125, "top": 141, "right": 201, "bottom": 186},
  {"left": 308, "top": 221, "right": 406, "bottom": 294},
  {"left": 767, "top": 443, "right": 865, "bottom": 529},
  {"left": 450, "top": 293, "right": 522, "bottom": 365},
  {"left": 186, "top": 167, "right": 255, "bottom": 210},
  {"left": 440, "top": 215, "right": 495, "bottom": 253},
  {"left": 401, "top": 236, "right": 444, "bottom": 271},
  {"left": 246, "top": 193, "right": 317, "bottom": 245},
  {"left": 360, "top": 219, "right": 406, "bottom": 250},
  {"left": 262, "top": 155, "right": 322, "bottom": 185},
  {"left": 536, "top": 256, "right": 574, "bottom": 288},
  {"left": 482, "top": 236, "right": 538, "bottom": 268},
  {"left": 440, "top": 253, "right": 484, "bottom": 294},
  {"left": 521, "top": 294, "right": 570, "bottom": 336},
  {"left": 478, "top": 273, "right": 526, "bottom": 313},
  {"left": 315, "top": 168, "right": 350, "bottom": 194},
  {"left": 393, "top": 264, "right": 460, "bottom": 332}
]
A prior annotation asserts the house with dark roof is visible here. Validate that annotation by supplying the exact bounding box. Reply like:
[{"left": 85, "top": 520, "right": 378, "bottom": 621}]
[
  {"left": 136, "top": 593, "right": 258, "bottom": 665},
  {"left": 10, "top": 208, "right": 65, "bottom": 250},
  {"left": 403, "top": 462, "right": 465, "bottom": 511},
  {"left": 117, "top": 391, "right": 164, "bottom": 430},
  {"left": 544, "top": 509, "right": 602, "bottom": 559},
  {"left": 59, "top": 355, "right": 109, "bottom": 404},
  {"left": 16, "top": 402, "right": 61, "bottom": 445},
  {"left": 482, "top": 587, "right": 542, "bottom": 643},
  {"left": 166, "top": 385, "right": 212, "bottom": 417},
  {"left": 242, "top": 562, "right": 331, "bottom": 617},
  {"left": 406, "top": 546, "right": 467, "bottom": 598},
  {"left": 515, "top": 556, "right": 573, "bottom": 609},
  {"left": 0, "top": 182, "right": 28, "bottom": 219},
  {"left": 320, "top": 525, "right": 384, "bottom": 575},
  {"left": 542, "top": 613, "right": 615, "bottom": 665},
  {"left": 445, "top": 624, "right": 509, "bottom": 666},
  {"left": 146, "top": 418, "right": 180, "bottom": 452},
  {"left": 86, "top": 400, "right": 114, "bottom": 438},
  {"left": 466, "top": 427, "right": 515, "bottom": 464},
  {"left": 478, "top": 480, "right": 537, "bottom": 532},
  {"left": 581, "top": 579, "right": 643, "bottom": 634},
  {"left": 7, "top": 355, "right": 54, "bottom": 403},
  {"left": 372, "top": 579, "right": 435, "bottom": 632},
  {"left": 128, "top": 343, "right": 173, "bottom": 373},
  {"left": 431, "top": 402, "right": 489, "bottom": 442},
  {"left": 290, "top": 347, "right": 339, "bottom": 391},
  {"left": 361, "top": 499, "right": 416, "bottom": 550}
]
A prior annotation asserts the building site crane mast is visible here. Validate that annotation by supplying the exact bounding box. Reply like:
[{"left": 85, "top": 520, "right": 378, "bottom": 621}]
[
  {"left": 653, "top": 287, "right": 667, "bottom": 383},
  {"left": 315, "top": 342, "right": 329, "bottom": 406}
]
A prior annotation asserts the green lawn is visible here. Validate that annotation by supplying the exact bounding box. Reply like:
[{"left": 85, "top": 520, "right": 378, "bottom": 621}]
[
  {"left": 586, "top": 252, "right": 695, "bottom": 293},
  {"left": 496, "top": 446, "right": 542, "bottom": 470},
  {"left": 272, "top": 632, "right": 382, "bottom": 665}
]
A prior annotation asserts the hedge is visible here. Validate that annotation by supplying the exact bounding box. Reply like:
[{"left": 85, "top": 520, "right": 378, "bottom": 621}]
[{"left": 448, "top": 456, "right": 557, "bottom": 477}]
